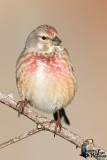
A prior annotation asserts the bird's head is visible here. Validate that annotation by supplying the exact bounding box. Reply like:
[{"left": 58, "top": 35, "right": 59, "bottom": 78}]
[{"left": 25, "top": 25, "right": 62, "bottom": 54}]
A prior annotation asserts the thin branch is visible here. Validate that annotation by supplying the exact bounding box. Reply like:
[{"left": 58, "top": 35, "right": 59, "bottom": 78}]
[
  {"left": 0, "top": 92, "right": 107, "bottom": 160},
  {"left": 0, "top": 128, "right": 42, "bottom": 149}
]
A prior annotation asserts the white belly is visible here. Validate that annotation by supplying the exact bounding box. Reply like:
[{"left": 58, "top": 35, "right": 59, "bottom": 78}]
[{"left": 22, "top": 68, "right": 75, "bottom": 113}]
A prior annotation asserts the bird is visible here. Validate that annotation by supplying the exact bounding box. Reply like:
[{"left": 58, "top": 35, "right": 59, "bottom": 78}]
[{"left": 16, "top": 24, "right": 77, "bottom": 131}]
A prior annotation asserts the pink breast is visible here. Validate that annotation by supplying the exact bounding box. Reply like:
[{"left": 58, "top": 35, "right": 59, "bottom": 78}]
[{"left": 23, "top": 54, "right": 70, "bottom": 78}]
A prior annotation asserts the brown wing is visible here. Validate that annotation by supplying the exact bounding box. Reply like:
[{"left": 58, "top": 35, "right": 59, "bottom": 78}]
[{"left": 59, "top": 47, "right": 77, "bottom": 90}]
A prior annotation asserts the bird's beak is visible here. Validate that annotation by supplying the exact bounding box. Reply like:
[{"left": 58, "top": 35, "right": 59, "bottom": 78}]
[{"left": 52, "top": 36, "right": 62, "bottom": 45}]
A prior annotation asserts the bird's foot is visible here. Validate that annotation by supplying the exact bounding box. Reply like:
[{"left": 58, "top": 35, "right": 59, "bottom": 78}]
[
  {"left": 54, "top": 120, "right": 62, "bottom": 137},
  {"left": 17, "top": 100, "right": 28, "bottom": 117}
]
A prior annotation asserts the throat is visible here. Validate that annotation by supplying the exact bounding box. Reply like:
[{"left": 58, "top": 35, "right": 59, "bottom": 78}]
[
  {"left": 26, "top": 44, "right": 55, "bottom": 54},
  {"left": 37, "top": 44, "right": 55, "bottom": 54}
]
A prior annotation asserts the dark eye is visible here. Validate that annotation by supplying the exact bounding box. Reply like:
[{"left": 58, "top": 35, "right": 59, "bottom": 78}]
[{"left": 42, "top": 36, "right": 46, "bottom": 40}]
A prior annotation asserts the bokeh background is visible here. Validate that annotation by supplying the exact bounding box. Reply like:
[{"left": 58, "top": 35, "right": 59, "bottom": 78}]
[{"left": 0, "top": 0, "right": 107, "bottom": 160}]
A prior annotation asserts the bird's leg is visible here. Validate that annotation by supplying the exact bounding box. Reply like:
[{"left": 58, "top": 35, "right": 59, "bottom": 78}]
[
  {"left": 17, "top": 100, "right": 28, "bottom": 117},
  {"left": 54, "top": 110, "right": 62, "bottom": 136}
]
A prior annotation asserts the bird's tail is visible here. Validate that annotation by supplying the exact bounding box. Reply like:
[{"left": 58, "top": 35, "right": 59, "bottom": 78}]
[{"left": 53, "top": 108, "right": 70, "bottom": 125}]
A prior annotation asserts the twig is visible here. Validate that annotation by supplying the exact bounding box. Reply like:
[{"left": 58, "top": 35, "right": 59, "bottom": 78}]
[
  {"left": 0, "top": 128, "right": 42, "bottom": 149},
  {"left": 0, "top": 92, "right": 107, "bottom": 160}
]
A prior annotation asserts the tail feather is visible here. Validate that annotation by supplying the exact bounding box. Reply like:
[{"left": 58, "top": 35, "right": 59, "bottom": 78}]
[{"left": 53, "top": 108, "right": 70, "bottom": 125}]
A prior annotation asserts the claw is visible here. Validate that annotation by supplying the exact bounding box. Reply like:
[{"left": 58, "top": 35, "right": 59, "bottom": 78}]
[
  {"left": 17, "top": 100, "right": 28, "bottom": 117},
  {"left": 55, "top": 120, "right": 62, "bottom": 132},
  {"left": 54, "top": 110, "right": 62, "bottom": 137}
]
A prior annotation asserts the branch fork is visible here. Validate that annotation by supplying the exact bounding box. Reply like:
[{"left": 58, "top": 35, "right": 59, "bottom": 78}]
[{"left": 0, "top": 92, "right": 106, "bottom": 160}]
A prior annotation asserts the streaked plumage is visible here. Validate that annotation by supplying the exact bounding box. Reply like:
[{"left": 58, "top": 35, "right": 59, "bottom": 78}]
[{"left": 16, "top": 25, "right": 77, "bottom": 126}]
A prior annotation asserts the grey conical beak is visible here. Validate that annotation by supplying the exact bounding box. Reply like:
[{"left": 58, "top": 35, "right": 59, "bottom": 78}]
[{"left": 52, "top": 36, "right": 62, "bottom": 45}]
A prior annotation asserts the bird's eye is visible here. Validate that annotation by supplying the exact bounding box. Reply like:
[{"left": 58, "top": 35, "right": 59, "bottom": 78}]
[{"left": 42, "top": 36, "right": 46, "bottom": 40}]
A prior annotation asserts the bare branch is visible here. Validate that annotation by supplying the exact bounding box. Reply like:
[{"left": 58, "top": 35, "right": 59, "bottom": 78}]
[
  {"left": 0, "top": 92, "right": 107, "bottom": 160},
  {"left": 0, "top": 128, "right": 42, "bottom": 149}
]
